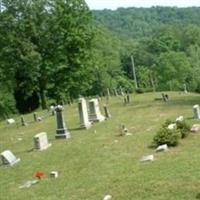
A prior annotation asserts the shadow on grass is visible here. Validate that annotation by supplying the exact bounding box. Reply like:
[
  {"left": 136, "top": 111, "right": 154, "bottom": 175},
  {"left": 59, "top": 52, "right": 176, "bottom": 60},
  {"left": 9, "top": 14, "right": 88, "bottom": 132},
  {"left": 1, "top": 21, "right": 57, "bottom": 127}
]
[
  {"left": 69, "top": 127, "right": 84, "bottom": 131},
  {"left": 196, "top": 193, "right": 200, "bottom": 199}
]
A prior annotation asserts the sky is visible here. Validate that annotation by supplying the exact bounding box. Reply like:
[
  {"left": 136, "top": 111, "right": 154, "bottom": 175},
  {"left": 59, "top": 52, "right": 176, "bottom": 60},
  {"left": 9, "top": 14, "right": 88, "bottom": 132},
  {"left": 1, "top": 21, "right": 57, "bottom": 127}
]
[{"left": 85, "top": 0, "right": 200, "bottom": 10}]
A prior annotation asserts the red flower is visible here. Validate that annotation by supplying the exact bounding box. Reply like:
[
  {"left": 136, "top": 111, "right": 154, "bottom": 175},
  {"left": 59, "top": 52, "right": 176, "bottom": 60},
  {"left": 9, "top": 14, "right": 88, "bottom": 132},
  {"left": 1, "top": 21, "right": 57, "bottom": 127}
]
[{"left": 35, "top": 171, "right": 45, "bottom": 179}]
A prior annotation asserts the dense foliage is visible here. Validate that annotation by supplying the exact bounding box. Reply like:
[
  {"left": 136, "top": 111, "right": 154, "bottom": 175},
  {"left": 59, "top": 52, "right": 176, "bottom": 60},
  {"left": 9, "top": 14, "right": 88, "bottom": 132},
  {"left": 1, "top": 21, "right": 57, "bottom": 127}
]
[{"left": 1, "top": 4, "right": 200, "bottom": 116}]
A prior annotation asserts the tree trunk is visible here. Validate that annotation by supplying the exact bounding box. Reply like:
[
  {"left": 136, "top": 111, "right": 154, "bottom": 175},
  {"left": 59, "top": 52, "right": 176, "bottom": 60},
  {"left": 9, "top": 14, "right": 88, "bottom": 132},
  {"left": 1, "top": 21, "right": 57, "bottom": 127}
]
[{"left": 40, "top": 89, "right": 47, "bottom": 109}]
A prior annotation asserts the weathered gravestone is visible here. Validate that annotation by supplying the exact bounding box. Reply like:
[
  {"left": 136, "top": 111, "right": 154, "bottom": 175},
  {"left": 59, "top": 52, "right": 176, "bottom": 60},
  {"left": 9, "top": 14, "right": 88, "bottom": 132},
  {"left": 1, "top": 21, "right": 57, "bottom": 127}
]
[
  {"left": 50, "top": 105, "right": 56, "bottom": 116},
  {"left": 103, "top": 104, "right": 111, "bottom": 119},
  {"left": 7, "top": 118, "right": 15, "bottom": 124},
  {"left": 78, "top": 98, "right": 91, "bottom": 129},
  {"left": 34, "top": 132, "right": 51, "bottom": 150},
  {"left": 33, "top": 112, "right": 38, "bottom": 122},
  {"left": 1, "top": 150, "right": 20, "bottom": 166},
  {"left": 55, "top": 105, "right": 71, "bottom": 139},
  {"left": 21, "top": 115, "right": 27, "bottom": 126},
  {"left": 183, "top": 83, "right": 188, "bottom": 93},
  {"left": 89, "top": 99, "right": 105, "bottom": 122},
  {"left": 193, "top": 105, "right": 200, "bottom": 119}
]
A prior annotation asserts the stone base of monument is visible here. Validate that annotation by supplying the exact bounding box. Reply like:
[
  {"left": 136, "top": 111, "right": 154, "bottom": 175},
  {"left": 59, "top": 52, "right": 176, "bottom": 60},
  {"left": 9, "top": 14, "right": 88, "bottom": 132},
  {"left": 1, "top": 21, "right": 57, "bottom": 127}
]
[
  {"left": 80, "top": 123, "right": 91, "bottom": 129},
  {"left": 89, "top": 114, "right": 105, "bottom": 122},
  {"left": 55, "top": 129, "right": 71, "bottom": 139}
]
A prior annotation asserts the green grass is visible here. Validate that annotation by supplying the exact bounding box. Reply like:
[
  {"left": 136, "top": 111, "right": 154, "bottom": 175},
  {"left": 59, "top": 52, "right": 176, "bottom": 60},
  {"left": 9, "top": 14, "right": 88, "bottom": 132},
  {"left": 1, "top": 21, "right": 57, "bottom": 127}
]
[{"left": 1, "top": 92, "right": 200, "bottom": 200}]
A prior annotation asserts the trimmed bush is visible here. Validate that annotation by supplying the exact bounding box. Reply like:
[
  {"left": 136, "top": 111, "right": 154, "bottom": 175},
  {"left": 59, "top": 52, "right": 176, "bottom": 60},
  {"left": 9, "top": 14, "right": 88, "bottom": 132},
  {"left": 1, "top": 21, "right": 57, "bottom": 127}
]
[
  {"left": 176, "top": 120, "right": 191, "bottom": 138},
  {"left": 153, "top": 127, "right": 181, "bottom": 147}
]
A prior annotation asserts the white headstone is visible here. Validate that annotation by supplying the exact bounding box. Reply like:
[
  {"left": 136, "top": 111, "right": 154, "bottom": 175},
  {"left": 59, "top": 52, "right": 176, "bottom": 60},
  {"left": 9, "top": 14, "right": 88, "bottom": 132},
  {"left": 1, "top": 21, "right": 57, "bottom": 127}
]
[
  {"left": 78, "top": 98, "right": 91, "bottom": 129},
  {"left": 103, "top": 195, "right": 112, "bottom": 200},
  {"left": 7, "top": 118, "right": 15, "bottom": 124},
  {"left": 167, "top": 123, "right": 176, "bottom": 130},
  {"left": 193, "top": 105, "right": 200, "bottom": 119},
  {"left": 1, "top": 150, "right": 20, "bottom": 166},
  {"left": 191, "top": 124, "right": 200, "bottom": 133},
  {"left": 156, "top": 144, "right": 168, "bottom": 152},
  {"left": 140, "top": 155, "right": 154, "bottom": 162},
  {"left": 176, "top": 116, "right": 184, "bottom": 122},
  {"left": 34, "top": 132, "right": 51, "bottom": 150},
  {"left": 50, "top": 171, "right": 58, "bottom": 178},
  {"left": 89, "top": 98, "right": 105, "bottom": 122}
]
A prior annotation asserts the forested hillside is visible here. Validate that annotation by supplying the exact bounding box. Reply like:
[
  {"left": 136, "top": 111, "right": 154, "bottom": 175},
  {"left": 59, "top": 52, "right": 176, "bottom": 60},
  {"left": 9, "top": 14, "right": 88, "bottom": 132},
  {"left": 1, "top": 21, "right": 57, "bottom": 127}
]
[
  {"left": 1, "top": 1, "right": 200, "bottom": 118},
  {"left": 92, "top": 7, "right": 200, "bottom": 39}
]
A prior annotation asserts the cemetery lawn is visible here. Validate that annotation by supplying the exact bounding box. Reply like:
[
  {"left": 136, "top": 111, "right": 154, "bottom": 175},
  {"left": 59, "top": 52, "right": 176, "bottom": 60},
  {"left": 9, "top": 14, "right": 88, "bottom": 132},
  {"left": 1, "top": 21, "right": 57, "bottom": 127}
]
[{"left": 1, "top": 92, "right": 200, "bottom": 200}]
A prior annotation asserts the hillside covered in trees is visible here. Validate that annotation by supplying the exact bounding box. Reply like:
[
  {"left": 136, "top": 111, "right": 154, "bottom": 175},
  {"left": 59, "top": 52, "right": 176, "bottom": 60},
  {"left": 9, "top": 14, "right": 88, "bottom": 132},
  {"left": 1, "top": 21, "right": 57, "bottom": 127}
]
[{"left": 1, "top": 1, "right": 200, "bottom": 118}]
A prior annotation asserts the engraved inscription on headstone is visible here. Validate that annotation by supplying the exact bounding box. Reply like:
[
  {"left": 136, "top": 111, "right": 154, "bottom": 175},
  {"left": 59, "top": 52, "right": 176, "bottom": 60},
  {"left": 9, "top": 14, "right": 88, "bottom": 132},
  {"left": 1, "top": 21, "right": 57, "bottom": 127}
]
[
  {"left": 34, "top": 132, "right": 51, "bottom": 150},
  {"left": 89, "top": 99, "right": 105, "bottom": 122}
]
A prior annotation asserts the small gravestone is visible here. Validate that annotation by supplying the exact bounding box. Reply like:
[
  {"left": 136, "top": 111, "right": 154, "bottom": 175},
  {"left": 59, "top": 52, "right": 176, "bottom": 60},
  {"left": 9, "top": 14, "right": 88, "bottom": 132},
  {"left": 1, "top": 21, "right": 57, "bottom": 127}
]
[
  {"left": 50, "top": 171, "right": 58, "bottom": 178},
  {"left": 183, "top": 83, "right": 188, "bottom": 93},
  {"left": 33, "top": 112, "right": 38, "bottom": 122},
  {"left": 167, "top": 123, "right": 176, "bottom": 130},
  {"left": 119, "top": 86, "right": 124, "bottom": 96},
  {"left": 55, "top": 105, "right": 71, "bottom": 139},
  {"left": 193, "top": 105, "right": 200, "bottom": 119},
  {"left": 21, "top": 115, "right": 27, "bottom": 126},
  {"left": 103, "top": 195, "right": 112, "bottom": 200},
  {"left": 156, "top": 144, "right": 168, "bottom": 152},
  {"left": 161, "top": 93, "right": 167, "bottom": 102},
  {"left": 140, "top": 154, "right": 154, "bottom": 162},
  {"left": 114, "top": 88, "right": 119, "bottom": 96},
  {"left": 34, "top": 132, "right": 51, "bottom": 150},
  {"left": 78, "top": 98, "right": 91, "bottom": 129},
  {"left": 191, "top": 124, "right": 200, "bottom": 133},
  {"left": 50, "top": 105, "right": 56, "bottom": 116},
  {"left": 89, "top": 99, "right": 105, "bottom": 122},
  {"left": 176, "top": 116, "right": 184, "bottom": 122},
  {"left": 103, "top": 105, "right": 111, "bottom": 119},
  {"left": 1, "top": 150, "right": 20, "bottom": 166},
  {"left": 7, "top": 118, "right": 15, "bottom": 124},
  {"left": 126, "top": 94, "right": 130, "bottom": 104}
]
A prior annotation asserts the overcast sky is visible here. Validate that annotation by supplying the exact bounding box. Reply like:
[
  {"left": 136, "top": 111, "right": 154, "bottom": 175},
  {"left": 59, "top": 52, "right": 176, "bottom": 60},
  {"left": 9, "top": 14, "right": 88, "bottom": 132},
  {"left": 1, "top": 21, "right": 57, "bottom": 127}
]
[{"left": 85, "top": 0, "right": 200, "bottom": 10}]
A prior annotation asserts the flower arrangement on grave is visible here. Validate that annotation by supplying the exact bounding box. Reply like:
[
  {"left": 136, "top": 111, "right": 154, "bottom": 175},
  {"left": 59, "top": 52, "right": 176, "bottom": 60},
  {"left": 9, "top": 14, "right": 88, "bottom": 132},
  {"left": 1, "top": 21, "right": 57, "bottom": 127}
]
[{"left": 35, "top": 171, "right": 45, "bottom": 179}]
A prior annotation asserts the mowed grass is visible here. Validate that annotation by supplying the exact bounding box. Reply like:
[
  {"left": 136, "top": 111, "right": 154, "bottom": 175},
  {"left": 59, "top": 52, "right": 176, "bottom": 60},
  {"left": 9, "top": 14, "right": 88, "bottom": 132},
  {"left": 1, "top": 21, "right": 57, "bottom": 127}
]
[{"left": 1, "top": 92, "right": 200, "bottom": 200}]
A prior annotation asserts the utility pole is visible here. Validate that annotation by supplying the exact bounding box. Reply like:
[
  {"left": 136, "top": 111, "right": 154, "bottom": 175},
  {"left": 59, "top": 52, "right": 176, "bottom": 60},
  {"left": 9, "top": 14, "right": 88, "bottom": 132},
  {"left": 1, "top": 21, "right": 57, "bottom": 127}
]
[{"left": 131, "top": 55, "right": 138, "bottom": 89}]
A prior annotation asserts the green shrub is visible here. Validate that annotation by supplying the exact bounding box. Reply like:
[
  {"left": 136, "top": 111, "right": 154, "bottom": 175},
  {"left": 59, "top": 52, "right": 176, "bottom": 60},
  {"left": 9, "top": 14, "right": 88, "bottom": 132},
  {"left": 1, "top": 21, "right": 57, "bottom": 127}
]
[
  {"left": 176, "top": 120, "right": 191, "bottom": 138},
  {"left": 153, "top": 127, "right": 181, "bottom": 147},
  {"left": 162, "top": 119, "right": 174, "bottom": 128}
]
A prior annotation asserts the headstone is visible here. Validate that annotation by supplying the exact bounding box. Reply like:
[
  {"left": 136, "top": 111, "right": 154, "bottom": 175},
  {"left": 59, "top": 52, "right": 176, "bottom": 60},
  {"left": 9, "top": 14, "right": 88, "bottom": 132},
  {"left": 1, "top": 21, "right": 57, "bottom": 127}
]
[
  {"left": 126, "top": 94, "right": 130, "bottom": 104},
  {"left": 50, "top": 171, "right": 58, "bottom": 178},
  {"left": 103, "top": 195, "right": 112, "bottom": 200},
  {"left": 183, "top": 83, "right": 188, "bottom": 93},
  {"left": 33, "top": 112, "right": 38, "bottom": 122},
  {"left": 176, "top": 116, "right": 184, "bottom": 122},
  {"left": 161, "top": 93, "right": 167, "bottom": 102},
  {"left": 34, "top": 132, "right": 51, "bottom": 150},
  {"left": 193, "top": 105, "right": 200, "bottom": 119},
  {"left": 7, "top": 118, "right": 15, "bottom": 124},
  {"left": 89, "top": 99, "right": 105, "bottom": 122},
  {"left": 114, "top": 88, "right": 119, "bottom": 96},
  {"left": 140, "top": 154, "right": 154, "bottom": 162},
  {"left": 191, "top": 124, "right": 200, "bottom": 133},
  {"left": 21, "top": 115, "right": 27, "bottom": 126},
  {"left": 1, "top": 150, "right": 20, "bottom": 166},
  {"left": 55, "top": 105, "right": 71, "bottom": 139},
  {"left": 167, "top": 123, "right": 176, "bottom": 130},
  {"left": 78, "top": 98, "right": 91, "bottom": 129},
  {"left": 119, "top": 124, "right": 128, "bottom": 136},
  {"left": 119, "top": 86, "right": 124, "bottom": 96},
  {"left": 156, "top": 144, "right": 168, "bottom": 152},
  {"left": 50, "top": 105, "right": 56, "bottom": 116},
  {"left": 103, "top": 105, "right": 111, "bottom": 119}
]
